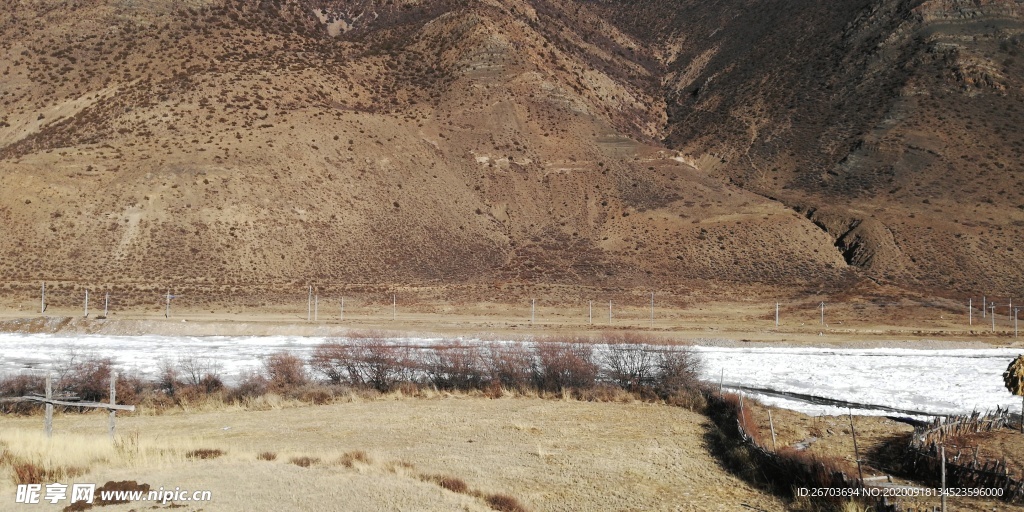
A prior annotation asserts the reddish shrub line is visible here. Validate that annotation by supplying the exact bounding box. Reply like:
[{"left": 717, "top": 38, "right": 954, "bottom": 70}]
[{"left": 0, "top": 335, "right": 703, "bottom": 410}]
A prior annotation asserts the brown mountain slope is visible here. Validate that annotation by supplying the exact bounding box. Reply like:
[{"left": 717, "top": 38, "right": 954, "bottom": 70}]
[
  {"left": 0, "top": 0, "right": 1018, "bottom": 310},
  {"left": 596, "top": 0, "right": 1024, "bottom": 295}
]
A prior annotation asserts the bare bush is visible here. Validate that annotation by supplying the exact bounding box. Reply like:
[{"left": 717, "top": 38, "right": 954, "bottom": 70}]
[
  {"left": 654, "top": 347, "right": 703, "bottom": 399},
  {"left": 0, "top": 374, "right": 44, "bottom": 414},
  {"left": 604, "top": 345, "right": 659, "bottom": 391},
  {"left": 227, "top": 370, "right": 268, "bottom": 402},
  {"left": 178, "top": 356, "right": 223, "bottom": 388},
  {"left": 156, "top": 358, "right": 179, "bottom": 396},
  {"left": 310, "top": 342, "right": 357, "bottom": 384},
  {"left": 0, "top": 374, "right": 44, "bottom": 397},
  {"left": 423, "top": 342, "right": 486, "bottom": 391},
  {"left": 313, "top": 334, "right": 415, "bottom": 392},
  {"left": 483, "top": 343, "right": 535, "bottom": 391},
  {"left": 59, "top": 355, "right": 114, "bottom": 402},
  {"left": 533, "top": 342, "right": 598, "bottom": 392},
  {"left": 263, "top": 352, "right": 308, "bottom": 392}
]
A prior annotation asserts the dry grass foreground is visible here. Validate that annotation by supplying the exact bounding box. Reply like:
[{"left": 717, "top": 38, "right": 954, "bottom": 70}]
[{"left": 0, "top": 396, "right": 783, "bottom": 512}]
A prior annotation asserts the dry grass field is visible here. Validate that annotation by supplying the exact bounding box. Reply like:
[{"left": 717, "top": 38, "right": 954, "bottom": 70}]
[{"left": 0, "top": 396, "right": 784, "bottom": 512}]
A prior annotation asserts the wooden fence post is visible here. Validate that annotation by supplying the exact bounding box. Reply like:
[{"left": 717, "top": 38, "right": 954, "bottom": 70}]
[
  {"left": 941, "top": 445, "right": 947, "bottom": 512},
  {"left": 850, "top": 410, "right": 864, "bottom": 485},
  {"left": 768, "top": 409, "right": 778, "bottom": 452},
  {"left": 44, "top": 373, "right": 53, "bottom": 438},
  {"left": 108, "top": 371, "right": 117, "bottom": 440}
]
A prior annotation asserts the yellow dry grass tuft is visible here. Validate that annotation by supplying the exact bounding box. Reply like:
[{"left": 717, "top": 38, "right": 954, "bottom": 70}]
[{"left": 0, "top": 428, "right": 214, "bottom": 488}]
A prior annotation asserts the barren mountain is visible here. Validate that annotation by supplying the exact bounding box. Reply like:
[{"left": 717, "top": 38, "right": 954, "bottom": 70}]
[{"left": 0, "top": 0, "right": 1020, "bottom": 309}]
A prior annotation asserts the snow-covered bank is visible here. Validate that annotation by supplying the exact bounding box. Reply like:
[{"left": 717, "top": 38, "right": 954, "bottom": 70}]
[
  {"left": 695, "top": 346, "right": 1024, "bottom": 417},
  {"left": 1, "top": 333, "right": 1020, "bottom": 417}
]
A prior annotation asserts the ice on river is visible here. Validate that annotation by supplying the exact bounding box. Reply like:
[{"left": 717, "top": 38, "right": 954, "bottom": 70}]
[{"left": 1, "top": 333, "right": 1021, "bottom": 417}]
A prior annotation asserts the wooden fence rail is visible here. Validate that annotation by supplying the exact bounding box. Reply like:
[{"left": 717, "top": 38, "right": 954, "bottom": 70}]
[
  {"left": 0, "top": 372, "right": 134, "bottom": 439},
  {"left": 906, "top": 408, "right": 1023, "bottom": 504}
]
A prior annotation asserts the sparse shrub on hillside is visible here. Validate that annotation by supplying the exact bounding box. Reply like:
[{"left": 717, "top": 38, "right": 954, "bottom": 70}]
[
  {"left": 485, "top": 493, "right": 529, "bottom": 512},
  {"left": 339, "top": 450, "right": 370, "bottom": 467},
  {"left": 289, "top": 456, "right": 320, "bottom": 468},
  {"left": 185, "top": 448, "right": 224, "bottom": 460},
  {"left": 424, "top": 474, "right": 468, "bottom": 493}
]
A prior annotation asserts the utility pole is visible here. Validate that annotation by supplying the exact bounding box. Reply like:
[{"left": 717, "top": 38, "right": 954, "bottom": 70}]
[
  {"left": 40, "top": 282, "right": 46, "bottom": 314},
  {"left": 165, "top": 289, "right": 171, "bottom": 318},
  {"left": 991, "top": 303, "right": 997, "bottom": 331},
  {"left": 104, "top": 292, "right": 109, "bottom": 318},
  {"left": 1015, "top": 308, "right": 1019, "bottom": 338},
  {"left": 969, "top": 298, "right": 973, "bottom": 326},
  {"left": 775, "top": 302, "right": 780, "bottom": 327},
  {"left": 820, "top": 301, "right": 825, "bottom": 326},
  {"left": 650, "top": 292, "right": 654, "bottom": 329},
  {"left": 609, "top": 300, "right": 613, "bottom": 324},
  {"left": 84, "top": 289, "right": 89, "bottom": 317}
]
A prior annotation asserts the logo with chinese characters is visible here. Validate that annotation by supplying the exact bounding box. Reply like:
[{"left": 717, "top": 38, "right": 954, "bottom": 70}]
[{"left": 15, "top": 483, "right": 95, "bottom": 504}]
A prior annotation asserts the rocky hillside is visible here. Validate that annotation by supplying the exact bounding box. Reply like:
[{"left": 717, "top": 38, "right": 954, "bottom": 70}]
[
  {"left": 598, "top": 0, "right": 1024, "bottom": 294},
  {"left": 0, "top": 0, "right": 1020, "bottom": 307}
]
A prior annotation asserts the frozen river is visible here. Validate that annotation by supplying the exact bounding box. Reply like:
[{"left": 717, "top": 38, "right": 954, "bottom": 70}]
[{"left": 1, "top": 333, "right": 1021, "bottom": 417}]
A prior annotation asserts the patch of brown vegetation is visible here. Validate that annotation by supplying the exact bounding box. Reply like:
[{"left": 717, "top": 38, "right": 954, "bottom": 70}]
[
  {"left": 185, "top": 448, "right": 224, "bottom": 460},
  {"left": 339, "top": 450, "right": 370, "bottom": 468},
  {"left": 289, "top": 456, "right": 320, "bottom": 468}
]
